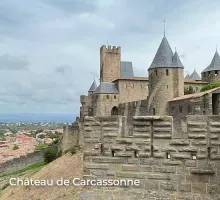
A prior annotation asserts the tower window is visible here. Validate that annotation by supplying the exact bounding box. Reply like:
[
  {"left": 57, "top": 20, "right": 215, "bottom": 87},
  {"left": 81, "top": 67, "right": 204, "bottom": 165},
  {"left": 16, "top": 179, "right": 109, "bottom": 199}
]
[
  {"left": 167, "top": 85, "right": 168, "bottom": 89},
  {"left": 153, "top": 108, "right": 156, "bottom": 115},
  {"left": 155, "top": 70, "right": 158, "bottom": 76},
  {"left": 107, "top": 95, "right": 109, "bottom": 99},
  {"left": 179, "top": 106, "right": 182, "bottom": 113},
  {"left": 215, "top": 70, "right": 218, "bottom": 75},
  {"left": 166, "top": 69, "right": 169, "bottom": 76},
  {"left": 114, "top": 95, "right": 116, "bottom": 99}
]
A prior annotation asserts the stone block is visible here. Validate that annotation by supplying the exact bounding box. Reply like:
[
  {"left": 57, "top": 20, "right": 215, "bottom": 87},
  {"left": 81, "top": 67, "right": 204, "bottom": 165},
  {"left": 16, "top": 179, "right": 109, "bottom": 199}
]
[
  {"left": 179, "top": 147, "right": 198, "bottom": 152},
  {"left": 122, "top": 164, "right": 138, "bottom": 171},
  {"left": 188, "top": 134, "right": 206, "bottom": 139},
  {"left": 84, "top": 127, "right": 93, "bottom": 131},
  {"left": 160, "top": 182, "right": 177, "bottom": 191},
  {"left": 192, "top": 183, "right": 206, "bottom": 194},
  {"left": 211, "top": 134, "right": 219, "bottom": 139},
  {"left": 111, "top": 145, "right": 124, "bottom": 151},
  {"left": 163, "top": 160, "right": 182, "bottom": 166},
  {"left": 191, "top": 140, "right": 207, "bottom": 145},
  {"left": 144, "top": 180, "right": 159, "bottom": 190},
  {"left": 161, "top": 147, "right": 176, "bottom": 152},
  {"left": 116, "top": 138, "right": 133, "bottom": 144},
  {"left": 92, "top": 157, "right": 127, "bottom": 164},
  {"left": 186, "top": 174, "right": 209, "bottom": 183},
  {"left": 153, "top": 134, "right": 172, "bottom": 139},
  {"left": 117, "top": 172, "right": 147, "bottom": 179},
  {"left": 138, "top": 152, "right": 150, "bottom": 158},
  {"left": 106, "top": 170, "right": 116, "bottom": 176},
  {"left": 140, "top": 166, "right": 153, "bottom": 172},
  {"left": 84, "top": 163, "right": 109, "bottom": 169},
  {"left": 133, "top": 127, "right": 151, "bottom": 132},
  {"left": 153, "top": 152, "right": 166, "bottom": 158},
  {"left": 126, "top": 146, "right": 140, "bottom": 151},
  {"left": 179, "top": 183, "right": 191, "bottom": 192},
  {"left": 210, "top": 155, "right": 220, "bottom": 160},
  {"left": 185, "top": 160, "right": 196, "bottom": 167},
  {"left": 90, "top": 170, "right": 105, "bottom": 176},
  {"left": 171, "top": 153, "right": 191, "bottom": 159},
  {"left": 127, "top": 158, "right": 139, "bottom": 164},
  {"left": 207, "top": 184, "right": 219, "bottom": 194},
  {"left": 85, "top": 138, "right": 100, "bottom": 143},
  {"left": 211, "top": 141, "right": 220, "bottom": 146},
  {"left": 154, "top": 166, "right": 176, "bottom": 173},
  {"left": 147, "top": 174, "right": 171, "bottom": 180},
  {"left": 133, "top": 133, "right": 150, "bottom": 138},
  {"left": 103, "top": 132, "right": 118, "bottom": 137},
  {"left": 170, "top": 139, "right": 189, "bottom": 145},
  {"left": 140, "top": 158, "right": 161, "bottom": 165},
  {"left": 115, "top": 152, "right": 133, "bottom": 157},
  {"left": 190, "top": 168, "right": 215, "bottom": 174}
]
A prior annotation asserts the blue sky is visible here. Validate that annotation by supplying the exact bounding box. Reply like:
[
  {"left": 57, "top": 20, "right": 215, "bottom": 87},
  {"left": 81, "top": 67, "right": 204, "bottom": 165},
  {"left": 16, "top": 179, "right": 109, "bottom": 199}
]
[{"left": 0, "top": 0, "right": 220, "bottom": 114}]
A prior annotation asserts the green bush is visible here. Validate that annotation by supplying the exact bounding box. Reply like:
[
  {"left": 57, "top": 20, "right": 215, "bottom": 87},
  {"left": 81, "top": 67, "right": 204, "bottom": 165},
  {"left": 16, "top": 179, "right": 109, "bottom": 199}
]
[
  {"left": 44, "top": 147, "right": 57, "bottom": 163},
  {"left": 35, "top": 143, "right": 48, "bottom": 150},
  {"left": 184, "top": 86, "right": 195, "bottom": 95},
  {"left": 13, "top": 145, "right": 19, "bottom": 150},
  {"left": 201, "top": 82, "right": 220, "bottom": 92},
  {"left": 56, "top": 150, "right": 62, "bottom": 158}
]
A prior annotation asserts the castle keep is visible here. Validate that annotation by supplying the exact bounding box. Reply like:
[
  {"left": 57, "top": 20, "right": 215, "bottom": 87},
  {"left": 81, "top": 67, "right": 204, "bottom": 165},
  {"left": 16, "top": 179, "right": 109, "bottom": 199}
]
[{"left": 63, "top": 35, "right": 220, "bottom": 199}]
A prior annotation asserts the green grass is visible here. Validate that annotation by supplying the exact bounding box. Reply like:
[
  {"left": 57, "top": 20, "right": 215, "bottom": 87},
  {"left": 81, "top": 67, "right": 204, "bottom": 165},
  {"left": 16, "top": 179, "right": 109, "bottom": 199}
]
[{"left": 0, "top": 162, "right": 46, "bottom": 178}]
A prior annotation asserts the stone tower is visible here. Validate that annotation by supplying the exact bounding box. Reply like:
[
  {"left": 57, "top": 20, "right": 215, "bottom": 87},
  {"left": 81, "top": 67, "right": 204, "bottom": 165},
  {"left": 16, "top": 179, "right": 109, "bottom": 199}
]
[
  {"left": 148, "top": 36, "right": 184, "bottom": 116},
  {"left": 201, "top": 50, "right": 220, "bottom": 83},
  {"left": 100, "top": 45, "right": 121, "bottom": 82}
]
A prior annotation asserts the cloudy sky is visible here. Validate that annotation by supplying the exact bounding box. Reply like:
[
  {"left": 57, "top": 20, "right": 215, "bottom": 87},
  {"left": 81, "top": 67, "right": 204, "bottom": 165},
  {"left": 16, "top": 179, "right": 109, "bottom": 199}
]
[{"left": 0, "top": 0, "right": 220, "bottom": 115}]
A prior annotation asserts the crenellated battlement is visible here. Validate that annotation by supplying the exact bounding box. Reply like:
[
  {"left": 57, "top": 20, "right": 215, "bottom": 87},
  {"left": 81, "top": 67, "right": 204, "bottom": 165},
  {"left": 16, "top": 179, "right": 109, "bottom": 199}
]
[
  {"left": 100, "top": 45, "right": 121, "bottom": 54},
  {"left": 82, "top": 115, "right": 220, "bottom": 199}
]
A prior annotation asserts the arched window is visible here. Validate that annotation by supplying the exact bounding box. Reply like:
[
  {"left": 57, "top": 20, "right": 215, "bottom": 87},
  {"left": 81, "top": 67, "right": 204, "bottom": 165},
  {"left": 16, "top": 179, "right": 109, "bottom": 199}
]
[
  {"left": 153, "top": 108, "right": 156, "bottom": 115},
  {"left": 111, "top": 106, "right": 119, "bottom": 115}
]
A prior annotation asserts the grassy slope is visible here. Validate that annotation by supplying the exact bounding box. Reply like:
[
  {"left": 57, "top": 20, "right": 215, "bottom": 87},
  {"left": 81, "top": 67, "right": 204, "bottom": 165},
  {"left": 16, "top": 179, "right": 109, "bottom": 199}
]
[{"left": 0, "top": 153, "right": 83, "bottom": 200}]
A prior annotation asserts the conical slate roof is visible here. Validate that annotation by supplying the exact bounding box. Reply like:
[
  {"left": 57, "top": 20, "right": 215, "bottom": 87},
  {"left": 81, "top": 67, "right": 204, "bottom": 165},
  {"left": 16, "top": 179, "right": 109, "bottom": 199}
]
[
  {"left": 149, "top": 37, "right": 173, "bottom": 69},
  {"left": 172, "top": 52, "right": 184, "bottom": 68},
  {"left": 185, "top": 73, "right": 190, "bottom": 78},
  {"left": 190, "top": 69, "right": 201, "bottom": 80},
  {"left": 88, "top": 80, "right": 97, "bottom": 92},
  {"left": 202, "top": 51, "right": 220, "bottom": 72}
]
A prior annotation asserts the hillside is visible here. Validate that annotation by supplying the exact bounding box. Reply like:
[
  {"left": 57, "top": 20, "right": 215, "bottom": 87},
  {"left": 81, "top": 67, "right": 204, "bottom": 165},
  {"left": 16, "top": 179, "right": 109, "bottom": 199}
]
[{"left": 0, "top": 153, "right": 83, "bottom": 200}]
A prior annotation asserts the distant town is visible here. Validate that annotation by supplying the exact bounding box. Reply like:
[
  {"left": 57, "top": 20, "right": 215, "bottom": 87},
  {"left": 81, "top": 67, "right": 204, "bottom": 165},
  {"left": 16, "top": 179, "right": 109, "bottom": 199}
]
[{"left": 0, "top": 122, "right": 69, "bottom": 164}]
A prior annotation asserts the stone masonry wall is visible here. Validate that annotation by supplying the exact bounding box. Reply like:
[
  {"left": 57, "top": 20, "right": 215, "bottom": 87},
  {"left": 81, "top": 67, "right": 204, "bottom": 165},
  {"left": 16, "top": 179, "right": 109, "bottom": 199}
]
[
  {"left": 0, "top": 150, "right": 44, "bottom": 175},
  {"left": 82, "top": 115, "right": 220, "bottom": 200},
  {"left": 61, "top": 123, "right": 79, "bottom": 153}
]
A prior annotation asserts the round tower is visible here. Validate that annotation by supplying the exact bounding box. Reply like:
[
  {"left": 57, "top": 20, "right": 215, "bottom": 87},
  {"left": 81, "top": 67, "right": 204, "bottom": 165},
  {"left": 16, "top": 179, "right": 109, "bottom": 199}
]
[
  {"left": 201, "top": 51, "right": 220, "bottom": 83},
  {"left": 148, "top": 37, "right": 184, "bottom": 116}
]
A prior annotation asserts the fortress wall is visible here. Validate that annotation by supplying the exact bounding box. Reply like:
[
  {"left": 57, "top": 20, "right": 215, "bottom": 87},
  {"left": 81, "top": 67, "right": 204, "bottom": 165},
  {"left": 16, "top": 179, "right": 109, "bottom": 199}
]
[
  {"left": 61, "top": 124, "right": 79, "bottom": 153},
  {"left": 82, "top": 115, "right": 220, "bottom": 200},
  {"left": 0, "top": 150, "right": 44, "bottom": 175}
]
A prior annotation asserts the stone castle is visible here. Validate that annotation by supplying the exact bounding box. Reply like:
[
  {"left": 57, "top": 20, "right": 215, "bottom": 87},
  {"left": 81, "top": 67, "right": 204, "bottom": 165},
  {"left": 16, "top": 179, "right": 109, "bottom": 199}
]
[
  {"left": 80, "top": 35, "right": 220, "bottom": 119},
  {"left": 61, "top": 35, "right": 220, "bottom": 199}
]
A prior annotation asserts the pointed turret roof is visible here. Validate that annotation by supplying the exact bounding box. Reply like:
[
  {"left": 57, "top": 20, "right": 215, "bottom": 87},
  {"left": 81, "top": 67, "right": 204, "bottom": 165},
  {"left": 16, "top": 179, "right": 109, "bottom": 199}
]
[
  {"left": 88, "top": 80, "right": 97, "bottom": 92},
  {"left": 190, "top": 69, "right": 201, "bottom": 80},
  {"left": 172, "top": 51, "right": 184, "bottom": 68},
  {"left": 94, "top": 82, "right": 119, "bottom": 94},
  {"left": 185, "top": 73, "right": 190, "bottom": 78},
  {"left": 149, "top": 37, "right": 174, "bottom": 69},
  {"left": 202, "top": 51, "right": 220, "bottom": 72}
]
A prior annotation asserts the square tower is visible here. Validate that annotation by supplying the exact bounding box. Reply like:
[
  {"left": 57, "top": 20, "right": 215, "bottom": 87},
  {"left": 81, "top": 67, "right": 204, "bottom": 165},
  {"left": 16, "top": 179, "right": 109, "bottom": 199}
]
[{"left": 100, "top": 45, "right": 121, "bottom": 82}]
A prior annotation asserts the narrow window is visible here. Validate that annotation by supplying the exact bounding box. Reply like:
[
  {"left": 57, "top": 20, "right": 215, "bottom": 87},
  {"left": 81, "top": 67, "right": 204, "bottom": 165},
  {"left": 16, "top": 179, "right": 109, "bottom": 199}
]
[
  {"left": 215, "top": 70, "right": 218, "bottom": 75},
  {"left": 153, "top": 108, "right": 156, "bottom": 115},
  {"left": 208, "top": 72, "right": 211, "bottom": 76},
  {"left": 166, "top": 152, "right": 170, "bottom": 159},
  {"left": 150, "top": 145, "right": 153, "bottom": 157},
  {"left": 111, "top": 150, "right": 115, "bottom": 157},
  {"left": 107, "top": 95, "right": 109, "bottom": 99},
  {"left": 155, "top": 70, "right": 158, "bottom": 76},
  {"left": 134, "top": 151, "right": 138, "bottom": 158},
  {"left": 192, "top": 153, "right": 197, "bottom": 160},
  {"left": 207, "top": 147, "right": 211, "bottom": 158},
  {"left": 166, "top": 69, "right": 169, "bottom": 76},
  {"left": 179, "top": 106, "right": 182, "bottom": 113},
  {"left": 167, "top": 85, "right": 168, "bottom": 89},
  {"left": 114, "top": 95, "right": 116, "bottom": 99}
]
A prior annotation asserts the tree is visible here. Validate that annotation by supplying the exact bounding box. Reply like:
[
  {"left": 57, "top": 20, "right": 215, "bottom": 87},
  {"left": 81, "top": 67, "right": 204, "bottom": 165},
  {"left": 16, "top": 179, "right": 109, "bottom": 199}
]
[
  {"left": 44, "top": 147, "right": 57, "bottom": 163},
  {"left": 184, "top": 86, "right": 195, "bottom": 95},
  {"left": 201, "top": 82, "right": 220, "bottom": 92}
]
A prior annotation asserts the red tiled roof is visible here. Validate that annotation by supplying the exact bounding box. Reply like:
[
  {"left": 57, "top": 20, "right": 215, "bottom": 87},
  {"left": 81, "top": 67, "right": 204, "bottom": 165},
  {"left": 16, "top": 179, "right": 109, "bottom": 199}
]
[{"left": 169, "top": 87, "right": 220, "bottom": 102}]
